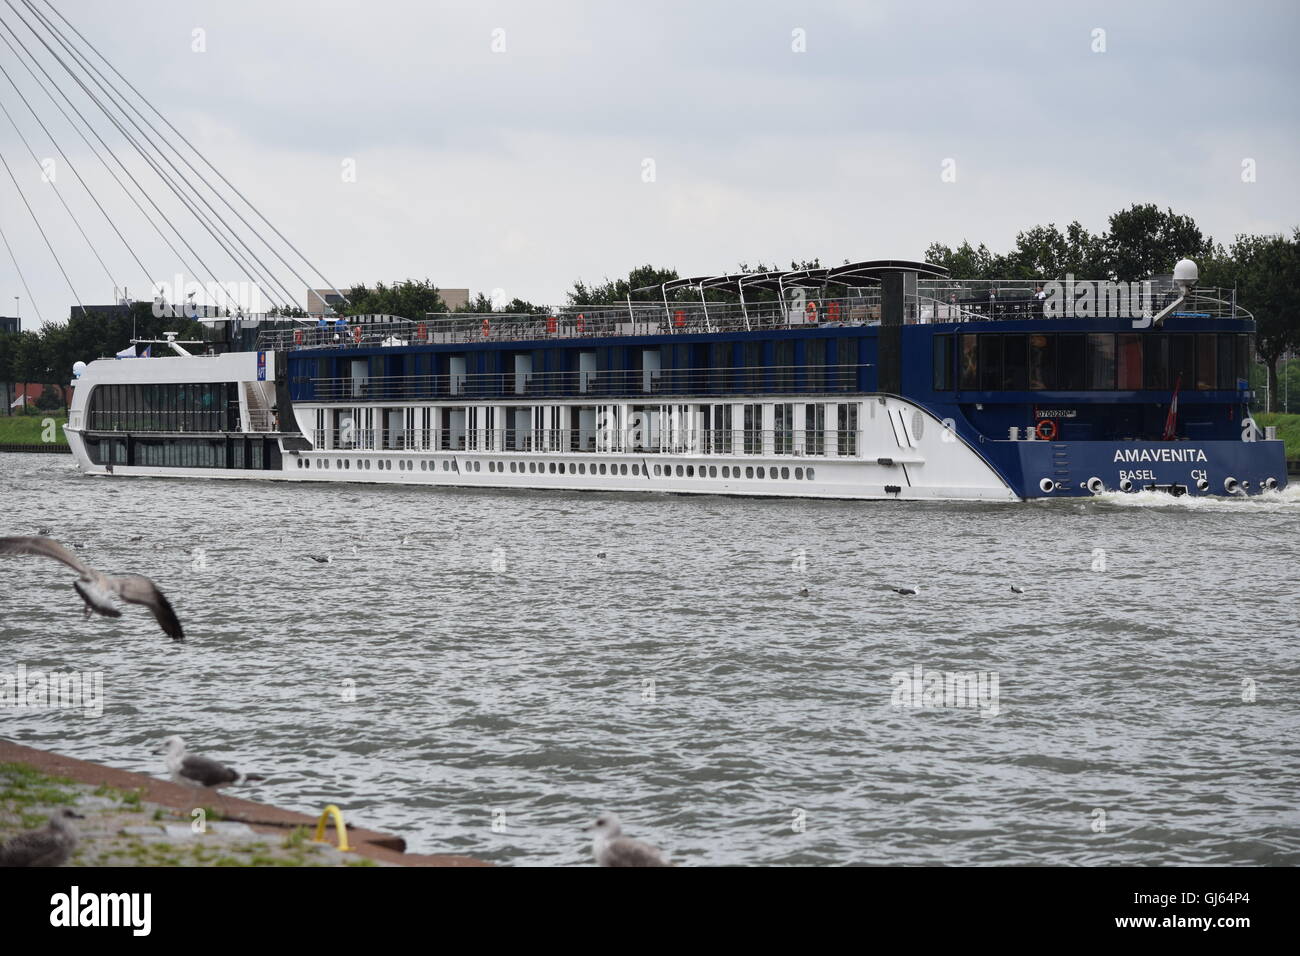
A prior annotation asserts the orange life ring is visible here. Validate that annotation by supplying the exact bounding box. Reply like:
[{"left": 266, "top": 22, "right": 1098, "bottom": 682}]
[
  {"left": 352, "top": 325, "right": 362, "bottom": 344},
  {"left": 293, "top": 328, "right": 304, "bottom": 345},
  {"left": 673, "top": 309, "right": 686, "bottom": 329},
  {"left": 826, "top": 300, "right": 841, "bottom": 322},
  {"left": 806, "top": 301, "right": 819, "bottom": 323},
  {"left": 1035, "top": 419, "right": 1057, "bottom": 441},
  {"left": 481, "top": 318, "right": 490, "bottom": 337}
]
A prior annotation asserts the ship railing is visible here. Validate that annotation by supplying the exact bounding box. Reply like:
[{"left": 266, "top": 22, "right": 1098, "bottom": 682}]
[
  {"left": 913, "top": 284, "right": 1245, "bottom": 323},
  {"left": 245, "top": 409, "right": 277, "bottom": 432},
  {"left": 304, "top": 426, "right": 867, "bottom": 457},
  {"left": 253, "top": 296, "right": 884, "bottom": 350},
  {"left": 303, "top": 364, "right": 871, "bottom": 402}
]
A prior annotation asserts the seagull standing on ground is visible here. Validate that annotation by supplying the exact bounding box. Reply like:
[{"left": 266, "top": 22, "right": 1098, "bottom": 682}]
[
  {"left": 0, "top": 536, "right": 185, "bottom": 640},
  {"left": 0, "top": 808, "right": 83, "bottom": 867},
  {"left": 157, "top": 736, "right": 265, "bottom": 802},
  {"left": 586, "top": 813, "right": 672, "bottom": 867}
]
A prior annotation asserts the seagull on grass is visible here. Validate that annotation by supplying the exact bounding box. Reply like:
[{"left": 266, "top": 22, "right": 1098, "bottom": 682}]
[
  {"left": 0, "top": 536, "right": 184, "bottom": 640},
  {"left": 0, "top": 808, "right": 83, "bottom": 867},
  {"left": 586, "top": 813, "right": 672, "bottom": 867},
  {"left": 157, "top": 736, "right": 266, "bottom": 805}
]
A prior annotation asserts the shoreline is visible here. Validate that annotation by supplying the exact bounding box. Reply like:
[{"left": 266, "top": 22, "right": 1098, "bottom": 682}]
[{"left": 0, "top": 738, "right": 487, "bottom": 867}]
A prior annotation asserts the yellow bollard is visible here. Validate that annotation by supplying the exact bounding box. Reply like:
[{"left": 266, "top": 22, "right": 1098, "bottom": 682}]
[{"left": 313, "top": 804, "right": 351, "bottom": 852}]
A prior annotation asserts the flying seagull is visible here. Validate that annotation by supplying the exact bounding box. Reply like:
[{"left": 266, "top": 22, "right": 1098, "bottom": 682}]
[
  {"left": 157, "top": 736, "right": 265, "bottom": 796},
  {"left": 0, "top": 536, "right": 184, "bottom": 640},
  {"left": 0, "top": 808, "right": 83, "bottom": 867},
  {"left": 586, "top": 813, "right": 672, "bottom": 867}
]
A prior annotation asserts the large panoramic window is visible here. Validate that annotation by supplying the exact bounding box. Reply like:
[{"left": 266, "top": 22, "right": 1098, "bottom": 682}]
[
  {"left": 87, "top": 382, "right": 238, "bottom": 432},
  {"left": 950, "top": 332, "right": 1246, "bottom": 392}
]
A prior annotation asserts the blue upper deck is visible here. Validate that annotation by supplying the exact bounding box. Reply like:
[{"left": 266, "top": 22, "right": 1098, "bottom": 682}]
[{"left": 258, "top": 265, "right": 1258, "bottom": 444}]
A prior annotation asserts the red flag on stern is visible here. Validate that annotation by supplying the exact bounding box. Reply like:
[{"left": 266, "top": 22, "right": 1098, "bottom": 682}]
[{"left": 1163, "top": 374, "right": 1182, "bottom": 440}]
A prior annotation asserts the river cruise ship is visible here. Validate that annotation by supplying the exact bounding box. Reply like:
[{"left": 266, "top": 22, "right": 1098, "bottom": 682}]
[{"left": 64, "top": 258, "right": 1287, "bottom": 500}]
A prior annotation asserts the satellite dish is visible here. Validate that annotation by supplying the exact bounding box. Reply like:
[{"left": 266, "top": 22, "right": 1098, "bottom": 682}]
[
  {"left": 1172, "top": 258, "right": 1198, "bottom": 294},
  {"left": 72, "top": 361, "right": 87, "bottom": 378}
]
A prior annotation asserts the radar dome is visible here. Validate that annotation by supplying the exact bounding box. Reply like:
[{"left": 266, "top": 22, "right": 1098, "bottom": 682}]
[
  {"left": 72, "top": 361, "right": 87, "bottom": 378},
  {"left": 1173, "top": 258, "right": 1198, "bottom": 288}
]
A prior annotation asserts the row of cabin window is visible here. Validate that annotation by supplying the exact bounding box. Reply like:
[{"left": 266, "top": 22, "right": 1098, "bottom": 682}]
[
  {"left": 87, "top": 382, "right": 239, "bottom": 432},
  {"left": 297, "top": 456, "right": 817, "bottom": 482},
  {"left": 933, "top": 332, "right": 1252, "bottom": 392}
]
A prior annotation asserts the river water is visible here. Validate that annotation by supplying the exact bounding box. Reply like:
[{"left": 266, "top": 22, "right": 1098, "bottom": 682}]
[{"left": 2, "top": 453, "right": 1297, "bottom": 866}]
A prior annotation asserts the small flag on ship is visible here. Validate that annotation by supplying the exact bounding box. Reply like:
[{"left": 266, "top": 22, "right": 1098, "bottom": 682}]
[{"left": 1163, "top": 373, "right": 1182, "bottom": 440}]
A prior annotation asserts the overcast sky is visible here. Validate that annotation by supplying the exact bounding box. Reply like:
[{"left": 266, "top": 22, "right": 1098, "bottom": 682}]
[{"left": 1, "top": 0, "right": 1297, "bottom": 322}]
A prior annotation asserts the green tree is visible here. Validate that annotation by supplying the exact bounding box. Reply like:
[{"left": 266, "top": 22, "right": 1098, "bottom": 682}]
[
  {"left": 336, "top": 280, "right": 446, "bottom": 318},
  {"left": 1104, "top": 203, "right": 1214, "bottom": 281},
  {"left": 454, "top": 293, "right": 550, "bottom": 315},
  {"left": 0, "top": 330, "right": 17, "bottom": 415},
  {"left": 567, "top": 265, "right": 681, "bottom": 306}
]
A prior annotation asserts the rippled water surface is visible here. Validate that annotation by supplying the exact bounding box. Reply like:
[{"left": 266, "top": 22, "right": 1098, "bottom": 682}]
[{"left": 2, "top": 454, "right": 1298, "bottom": 865}]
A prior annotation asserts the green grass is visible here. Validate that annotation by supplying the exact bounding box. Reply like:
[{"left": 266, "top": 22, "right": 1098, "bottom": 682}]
[
  {"left": 1256, "top": 412, "right": 1300, "bottom": 460},
  {"left": 0, "top": 762, "right": 79, "bottom": 809},
  {"left": 0, "top": 411, "right": 68, "bottom": 445}
]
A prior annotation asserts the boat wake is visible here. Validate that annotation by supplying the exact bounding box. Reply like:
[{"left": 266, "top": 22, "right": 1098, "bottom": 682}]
[{"left": 1086, "top": 483, "right": 1300, "bottom": 511}]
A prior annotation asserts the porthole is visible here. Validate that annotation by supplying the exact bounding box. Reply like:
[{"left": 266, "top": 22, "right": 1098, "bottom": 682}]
[
  {"left": 578, "top": 463, "right": 586, "bottom": 474},
  {"left": 632, "top": 464, "right": 640, "bottom": 475},
  {"left": 795, "top": 467, "right": 803, "bottom": 479},
  {"left": 745, "top": 466, "right": 754, "bottom": 478},
  {"left": 674, "top": 465, "right": 683, "bottom": 477},
  {"left": 781, "top": 467, "right": 790, "bottom": 479},
  {"left": 806, "top": 467, "right": 815, "bottom": 480},
  {"left": 709, "top": 465, "right": 717, "bottom": 477},
  {"left": 685, "top": 465, "right": 694, "bottom": 477},
  {"left": 757, "top": 467, "right": 765, "bottom": 478},
  {"left": 653, "top": 464, "right": 661, "bottom": 476}
]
